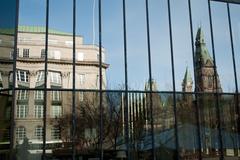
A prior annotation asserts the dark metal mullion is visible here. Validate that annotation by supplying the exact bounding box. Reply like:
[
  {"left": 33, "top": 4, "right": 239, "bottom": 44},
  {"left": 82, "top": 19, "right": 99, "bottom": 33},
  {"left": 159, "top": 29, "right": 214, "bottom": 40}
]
[
  {"left": 207, "top": 1, "right": 224, "bottom": 159},
  {"left": 145, "top": 0, "right": 155, "bottom": 159},
  {"left": 167, "top": 0, "right": 179, "bottom": 159},
  {"left": 187, "top": 0, "right": 202, "bottom": 159},
  {"left": 226, "top": 2, "right": 240, "bottom": 148},
  {"left": 43, "top": 0, "right": 49, "bottom": 158},
  {"left": 72, "top": 0, "right": 76, "bottom": 159},
  {"left": 10, "top": 0, "right": 19, "bottom": 158},
  {"left": 98, "top": 0, "right": 103, "bottom": 159},
  {"left": 122, "top": 0, "right": 130, "bottom": 159}
]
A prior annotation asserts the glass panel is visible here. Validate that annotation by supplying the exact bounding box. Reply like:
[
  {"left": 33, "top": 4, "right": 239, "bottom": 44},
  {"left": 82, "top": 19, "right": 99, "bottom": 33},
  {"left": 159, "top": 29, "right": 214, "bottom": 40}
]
[
  {"left": 76, "top": 0, "right": 102, "bottom": 90},
  {"left": 101, "top": 1, "right": 124, "bottom": 90},
  {"left": 102, "top": 92, "right": 126, "bottom": 159},
  {"left": 171, "top": 0, "right": 194, "bottom": 92},
  {"left": 0, "top": 0, "right": 17, "bottom": 159},
  {"left": 229, "top": 4, "right": 240, "bottom": 91},
  {"left": 197, "top": 93, "right": 220, "bottom": 159},
  {"left": 14, "top": 90, "right": 44, "bottom": 160},
  {"left": 46, "top": 91, "right": 72, "bottom": 159},
  {"left": 220, "top": 94, "right": 240, "bottom": 158},
  {"left": 211, "top": 2, "right": 235, "bottom": 92},
  {"left": 0, "top": 93, "right": 12, "bottom": 159},
  {"left": 18, "top": 0, "right": 46, "bottom": 89},
  {"left": 149, "top": 0, "right": 173, "bottom": 91},
  {"left": 75, "top": 91, "right": 100, "bottom": 159},
  {"left": 126, "top": 0, "right": 149, "bottom": 90},
  {"left": 154, "top": 93, "right": 176, "bottom": 159},
  {"left": 48, "top": 0, "right": 73, "bottom": 89},
  {"left": 0, "top": 0, "right": 17, "bottom": 91},
  {"left": 176, "top": 93, "right": 200, "bottom": 159}
]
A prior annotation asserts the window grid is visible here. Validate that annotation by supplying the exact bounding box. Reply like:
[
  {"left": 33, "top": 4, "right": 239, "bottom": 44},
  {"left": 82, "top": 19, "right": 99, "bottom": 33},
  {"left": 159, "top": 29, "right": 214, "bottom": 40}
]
[
  {"left": 36, "top": 71, "right": 45, "bottom": 82},
  {"left": 41, "top": 49, "right": 45, "bottom": 58},
  {"left": 51, "top": 126, "right": 61, "bottom": 140},
  {"left": 50, "top": 72, "right": 62, "bottom": 84},
  {"left": 16, "top": 127, "right": 26, "bottom": 141},
  {"left": 16, "top": 105, "right": 28, "bottom": 118},
  {"left": 52, "top": 91, "right": 61, "bottom": 101},
  {"left": 34, "top": 90, "right": 44, "bottom": 100},
  {"left": 35, "top": 105, "right": 44, "bottom": 118},
  {"left": 35, "top": 126, "right": 43, "bottom": 140},
  {"left": 17, "top": 70, "right": 29, "bottom": 82},
  {"left": 17, "top": 90, "right": 29, "bottom": 100},
  {"left": 51, "top": 105, "right": 62, "bottom": 118},
  {"left": 23, "top": 48, "right": 29, "bottom": 58}
]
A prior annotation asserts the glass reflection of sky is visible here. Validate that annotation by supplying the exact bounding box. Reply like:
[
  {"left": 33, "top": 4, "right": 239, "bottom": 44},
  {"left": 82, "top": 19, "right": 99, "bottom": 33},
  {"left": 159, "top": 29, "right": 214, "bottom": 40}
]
[{"left": 18, "top": 0, "right": 240, "bottom": 91}]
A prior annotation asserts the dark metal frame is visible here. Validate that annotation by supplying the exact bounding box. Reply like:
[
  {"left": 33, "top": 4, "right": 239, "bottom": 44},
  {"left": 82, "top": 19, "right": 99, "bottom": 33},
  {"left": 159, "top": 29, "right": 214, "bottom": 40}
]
[{"left": 6, "top": 0, "right": 240, "bottom": 160}]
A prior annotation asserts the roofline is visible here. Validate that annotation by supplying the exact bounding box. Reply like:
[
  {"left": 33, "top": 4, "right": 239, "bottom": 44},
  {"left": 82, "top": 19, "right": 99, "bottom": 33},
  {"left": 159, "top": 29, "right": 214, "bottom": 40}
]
[{"left": 18, "top": 31, "right": 82, "bottom": 38}]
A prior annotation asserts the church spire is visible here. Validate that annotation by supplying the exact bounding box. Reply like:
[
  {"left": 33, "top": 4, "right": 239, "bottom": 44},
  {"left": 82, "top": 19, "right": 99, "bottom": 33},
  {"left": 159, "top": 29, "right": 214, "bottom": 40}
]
[
  {"left": 182, "top": 67, "right": 193, "bottom": 92},
  {"left": 195, "top": 27, "right": 213, "bottom": 67},
  {"left": 194, "top": 27, "right": 222, "bottom": 92},
  {"left": 195, "top": 27, "right": 205, "bottom": 45}
]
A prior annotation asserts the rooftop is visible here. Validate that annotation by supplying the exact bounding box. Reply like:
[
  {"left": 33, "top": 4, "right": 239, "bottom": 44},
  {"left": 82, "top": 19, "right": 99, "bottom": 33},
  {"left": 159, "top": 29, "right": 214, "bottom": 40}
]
[{"left": 0, "top": 26, "right": 78, "bottom": 36}]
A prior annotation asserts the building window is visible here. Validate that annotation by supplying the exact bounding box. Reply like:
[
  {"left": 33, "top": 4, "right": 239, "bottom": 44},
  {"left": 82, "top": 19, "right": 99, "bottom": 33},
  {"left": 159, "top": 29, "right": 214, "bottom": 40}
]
[
  {"left": 79, "top": 74, "right": 85, "bottom": 85},
  {"left": 51, "top": 126, "right": 61, "bottom": 140},
  {"left": 208, "top": 76, "right": 213, "bottom": 88},
  {"left": 16, "top": 127, "right": 26, "bottom": 140},
  {"left": 35, "top": 126, "right": 43, "bottom": 140},
  {"left": 10, "top": 48, "right": 19, "bottom": 59},
  {"left": 23, "top": 48, "right": 29, "bottom": 58},
  {"left": 51, "top": 105, "right": 62, "bottom": 118},
  {"left": 65, "top": 41, "right": 73, "bottom": 47},
  {"left": 17, "top": 70, "right": 29, "bottom": 82},
  {"left": 17, "top": 90, "right": 29, "bottom": 100},
  {"left": 50, "top": 72, "right": 62, "bottom": 84},
  {"left": 49, "top": 50, "right": 61, "bottom": 59},
  {"left": 52, "top": 91, "right": 61, "bottom": 101},
  {"left": 79, "top": 92, "right": 84, "bottom": 102},
  {"left": 16, "top": 105, "right": 28, "bottom": 118},
  {"left": 36, "top": 71, "right": 44, "bottom": 82},
  {"left": 41, "top": 49, "right": 45, "bottom": 58},
  {"left": 35, "top": 105, "right": 43, "bottom": 118},
  {"left": 77, "top": 52, "right": 84, "bottom": 61},
  {"left": 34, "top": 90, "right": 44, "bottom": 100}
]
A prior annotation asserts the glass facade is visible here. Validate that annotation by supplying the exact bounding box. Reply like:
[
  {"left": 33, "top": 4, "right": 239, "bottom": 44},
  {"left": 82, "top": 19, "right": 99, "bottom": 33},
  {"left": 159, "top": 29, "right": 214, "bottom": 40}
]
[{"left": 0, "top": 0, "right": 240, "bottom": 159}]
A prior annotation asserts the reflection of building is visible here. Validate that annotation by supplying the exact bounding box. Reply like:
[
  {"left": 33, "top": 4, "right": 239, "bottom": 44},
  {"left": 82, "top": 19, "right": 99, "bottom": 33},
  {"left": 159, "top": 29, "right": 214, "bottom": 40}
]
[
  {"left": 120, "top": 28, "right": 239, "bottom": 159},
  {"left": 0, "top": 26, "right": 108, "bottom": 148},
  {"left": 194, "top": 27, "right": 222, "bottom": 93}
]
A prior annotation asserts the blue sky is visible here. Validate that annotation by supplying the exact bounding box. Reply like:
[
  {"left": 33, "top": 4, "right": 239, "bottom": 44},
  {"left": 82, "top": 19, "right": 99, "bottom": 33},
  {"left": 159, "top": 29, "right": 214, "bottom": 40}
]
[{"left": 18, "top": 0, "right": 240, "bottom": 92}]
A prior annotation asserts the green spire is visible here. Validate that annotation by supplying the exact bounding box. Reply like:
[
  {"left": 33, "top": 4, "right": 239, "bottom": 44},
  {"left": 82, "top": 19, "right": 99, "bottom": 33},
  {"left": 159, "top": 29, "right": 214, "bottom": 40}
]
[
  {"left": 195, "top": 27, "right": 213, "bottom": 66},
  {"left": 183, "top": 67, "right": 192, "bottom": 84},
  {"left": 196, "top": 27, "right": 205, "bottom": 44}
]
